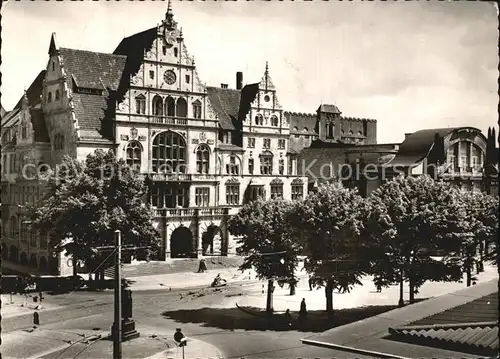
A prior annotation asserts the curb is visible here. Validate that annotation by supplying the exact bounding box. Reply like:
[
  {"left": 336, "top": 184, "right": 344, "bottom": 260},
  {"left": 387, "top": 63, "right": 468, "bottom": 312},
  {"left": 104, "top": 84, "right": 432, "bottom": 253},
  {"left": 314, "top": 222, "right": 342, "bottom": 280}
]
[
  {"left": 300, "top": 339, "right": 411, "bottom": 359},
  {"left": 143, "top": 337, "right": 225, "bottom": 359}
]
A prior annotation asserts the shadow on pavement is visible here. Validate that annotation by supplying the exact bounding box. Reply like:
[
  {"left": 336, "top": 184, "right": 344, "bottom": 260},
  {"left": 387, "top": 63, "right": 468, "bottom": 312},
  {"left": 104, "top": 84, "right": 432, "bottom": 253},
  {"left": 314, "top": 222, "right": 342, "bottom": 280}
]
[{"left": 162, "top": 304, "right": 401, "bottom": 332}]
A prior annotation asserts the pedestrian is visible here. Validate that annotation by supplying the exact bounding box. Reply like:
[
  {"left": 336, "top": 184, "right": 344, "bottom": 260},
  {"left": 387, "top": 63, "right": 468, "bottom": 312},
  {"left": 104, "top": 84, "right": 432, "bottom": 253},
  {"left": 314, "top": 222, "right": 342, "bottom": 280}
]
[
  {"left": 308, "top": 277, "right": 313, "bottom": 291},
  {"left": 33, "top": 311, "right": 40, "bottom": 327},
  {"left": 376, "top": 285, "right": 382, "bottom": 293},
  {"left": 299, "top": 298, "right": 307, "bottom": 331},
  {"left": 38, "top": 291, "right": 43, "bottom": 303},
  {"left": 285, "top": 309, "right": 292, "bottom": 328}
]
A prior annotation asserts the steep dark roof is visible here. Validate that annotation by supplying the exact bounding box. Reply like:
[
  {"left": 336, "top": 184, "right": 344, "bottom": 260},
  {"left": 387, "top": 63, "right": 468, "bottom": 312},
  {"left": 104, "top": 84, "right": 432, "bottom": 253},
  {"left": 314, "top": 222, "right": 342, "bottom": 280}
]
[
  {"left": 318, "top": 104, "right": 341, "bottom": 114},
  {"left": 13, "top": 70, "right": 46, "bottom": 110},
  {"left": 58, "top": 48, "right": 126, "bottom": 141},
  {"left": 30, "top": 108, "right": 50, "bottom": 143},
  {"left": 113, "top": 28, "right": 157, "bottom": 99},
  {"left": 239, "top": 83, "right": 259, "bottom": 120},
  {"left": 60, "top": 48, "right": 126, "bottom": 90},
  {"left": 1, "top": 105, "right": 6, "bottom": 117},
  {"left": 388, "top": 127, "right": 461, "bottom": 167},
  {"left": 206, "top": 87, "right": 240, "bottom": 131},
  {"left": 286, "top": 111, "right": 317, "bottom": 135}
]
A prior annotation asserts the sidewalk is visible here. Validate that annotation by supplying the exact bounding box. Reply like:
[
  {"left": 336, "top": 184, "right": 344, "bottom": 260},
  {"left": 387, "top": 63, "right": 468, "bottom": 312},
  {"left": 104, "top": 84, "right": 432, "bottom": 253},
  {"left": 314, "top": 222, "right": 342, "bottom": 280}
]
[
  {"left": 235, "top": 264, "right": 499, "bottom": 312},
  {"left": 1, "top": 325, "right": 224, "bottom": 359},
  {"left": 1, "top": 293, "right": 60, "bottom": 319}
]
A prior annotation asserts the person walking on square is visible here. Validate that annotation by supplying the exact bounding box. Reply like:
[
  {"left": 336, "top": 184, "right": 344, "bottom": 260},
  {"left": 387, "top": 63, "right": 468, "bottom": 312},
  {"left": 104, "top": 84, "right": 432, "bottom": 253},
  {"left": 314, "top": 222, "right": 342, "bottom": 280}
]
[
  {"left": 285, "top": 309, "right": 292, "bottom": 328},
  {"left": 308, "top": 276, "right": 313, "bottom": 291},
  {"left": 299, "top": 298, "right": 307, "bottom": 331}
]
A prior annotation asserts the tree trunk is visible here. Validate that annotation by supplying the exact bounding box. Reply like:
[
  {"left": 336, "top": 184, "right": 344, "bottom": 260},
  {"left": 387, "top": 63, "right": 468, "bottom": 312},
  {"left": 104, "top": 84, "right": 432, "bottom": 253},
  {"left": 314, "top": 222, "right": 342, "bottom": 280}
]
[
  {"left": 325, "top": 279, "right": 334, "bottom": 318},
  {"left": 72, "top": 255, "right": 78, "bottom": 277},
  {"left": 478, "top": 242, "right": 484, "bottom": 273},
  {"left": 409, "top": 278, "right": 415, "bottom": 304},
  {"left": 466, "top": 264, "right": 472, "bottom": 287},
  {"left": 266, "top": 279, "right": 274, "bottom": 313},
  {"left": 398, "top": 270, "right": 404, "bottom": 307}
]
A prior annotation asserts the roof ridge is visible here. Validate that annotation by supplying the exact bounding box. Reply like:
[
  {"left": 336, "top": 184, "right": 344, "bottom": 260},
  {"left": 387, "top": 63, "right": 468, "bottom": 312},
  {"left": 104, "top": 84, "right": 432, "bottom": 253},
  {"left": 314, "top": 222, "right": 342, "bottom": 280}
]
[
  {"left": 285, "top": 111, "right": 316, "bottom": 117},
  {"left": 122, "top": 27, "right": 156, "bottom": 40},
  {"left": 60, "top": 47, "right": 127, "bottom": 59}
]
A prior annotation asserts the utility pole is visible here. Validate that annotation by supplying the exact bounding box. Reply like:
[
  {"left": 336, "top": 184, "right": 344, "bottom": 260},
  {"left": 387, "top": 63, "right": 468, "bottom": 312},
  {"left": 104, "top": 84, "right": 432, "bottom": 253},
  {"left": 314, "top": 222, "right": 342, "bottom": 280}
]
[{"left": 113, "top": 230, "right": 122, "bottom": 359}]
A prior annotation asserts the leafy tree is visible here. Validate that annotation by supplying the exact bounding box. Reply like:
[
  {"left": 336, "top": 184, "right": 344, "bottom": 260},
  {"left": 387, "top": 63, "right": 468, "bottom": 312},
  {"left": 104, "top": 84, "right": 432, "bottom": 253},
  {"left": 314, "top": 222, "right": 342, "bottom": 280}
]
[
  {"left": 27, "top": 150, "right": 160, "bottom": 278},
  {"left": 289, "top": 181, "right": 368, "bottom": 318},
  {"left": 453, "top": 190, "right": 499, "bottom": 285},
  {"left": 365, "top": 175, "right": 463, "bottom": 305},
  {"left": 228, "top": 198, "right": 301, "bottom": 312}
]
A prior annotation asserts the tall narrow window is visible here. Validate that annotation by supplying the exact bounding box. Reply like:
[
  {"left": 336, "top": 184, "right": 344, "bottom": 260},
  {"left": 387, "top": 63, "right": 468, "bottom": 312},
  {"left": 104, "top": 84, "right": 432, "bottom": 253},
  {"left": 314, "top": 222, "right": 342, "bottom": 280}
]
[
  {"left": 225, "top": 180, "right": 240, "bottom": 205},
  {"left": 260, "top": 152, "right": 273, "bottom": 175},
  {"left": 270, "top": 179, "right": 284, "bottom": 199},
  {"left": 21, "top": 122, "right": 28, "bottom": 139},
  {"left": 135, "top": 95, "right": 146, "bottom": 114},
  {"left": 226, "top": 155, "right": 239, "bottom": 175},
  {"left": 255, "top": 114, "right": 263, "bottom": 125},
  {"left": 47, "top": 92, "right": 52, "bottom": 103},
  {"left": 263, "top": 139, "right": 271, "bottom": 149},
  {"left": 192, "top": 100, "right": 202, "bottom": 119},
  {"left": 326, "top": 122, "right": 335, "bottom": 138},
  {"left": 195, "top": 187, "right": 210, "bottom": 207},
  {"left": 166, "top": 96, "right": 176, "bottom": 116},
  {"left": 270, "top": 115, "right": 279, "bottom": 127},
  {"left": 278, "top": 139, "right": 285, "bottom": 149},
  {"left": 126, "top": 141, "right": 142, "bottom": 170},
  {"left": 55, "top": 89, "right": 60, "bottom": 100},
  {"left": 176, "top": 97, "right": 188, "bottom": 118},
  {"left": 196, "top": 144, "right": 210, "bottom": 174},
  {"left": 248, "top": 158, "right": 254, "bottom": 174},
  {"left": 185, "top": 74, "right": 191, "bottom": 84},
  {"left": 10, "top": 216, "right": 17, "bottom": 238},
  {"left": 174, "top": 48, "right": 178, "bottom": 57},
  {"left": 293, "top": 126, "right": 299, "bottom": 138},
  {"left": 248, "top": 138, "right": 255, "bottom": 148},
  {"left": 278, "top": 159, "right": 284, "bottom": 175},
  {"left": 152, "top": 95, "right": 163, "bottom": 116},
  {"left": 291, "top": 178, "right": 304, "bottom": 200}
]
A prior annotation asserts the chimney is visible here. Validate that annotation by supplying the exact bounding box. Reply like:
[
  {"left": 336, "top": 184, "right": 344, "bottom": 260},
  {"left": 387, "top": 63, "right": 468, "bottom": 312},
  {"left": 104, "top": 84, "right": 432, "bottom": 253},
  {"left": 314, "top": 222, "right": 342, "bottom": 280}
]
[
  {"left": 221, "top": 83, "right": 228, "bottom": 89},
  {"left": 236, "top": 72, "right": 243, "bottom": 90}
]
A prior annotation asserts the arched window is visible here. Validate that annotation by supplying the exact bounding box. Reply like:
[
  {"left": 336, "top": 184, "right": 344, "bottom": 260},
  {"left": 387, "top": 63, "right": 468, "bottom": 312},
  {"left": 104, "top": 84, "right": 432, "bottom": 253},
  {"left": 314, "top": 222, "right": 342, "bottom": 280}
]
[
  {"left": 196, "top": 144, "right": 210, "bottom": 174},
  {"left": 126, "top": 141, "right": 142, "bottom": 170},
  {"left": 260, "top": 151, "right": 273, "bottom": 175},
  {"left": 135, "top": 94, "right": 146, "bottom": 114},
  {"left": 176, "top": 97, "right": 188, "bottom": 118},
  {"left": 291, "top": 178, "right": 304, "bottom": 200},
  {"left": 303, "top": 127, "right": 309, "bottom": 139},
  {"left": 10, "top": 216, "right": 17, "bottom": 238},
  {"left": 152, "top": 131, "right": 186, "bottom": 173},
  {"left": 152, "top": 95, "right": 163, "bottom": 116},
  {"left": 270, "top": 115, "right": 279, "bottom": 127},
  {"left": 165, "top": 96, "right": 176, "bottom": 116},
  {"left": 255, "top": 114, "right": 263, "bottom": 126},
  {"left": 55, "top": 89, "right": 60, "bottom": 100},
  {"left": 192, "top": 100, "right": 202, "bottom": 119},
  {"left": 226, "top": 155, "right": 240, "bottom": 175},
  {"left": 47, "top": 92, "right": 52, "bottom": 103},
  {"left": 326, "top": 122, "right": 334, "bottom": 138},
  {"left": 293, "top": 126, "right": 299, "bottom": 138}
]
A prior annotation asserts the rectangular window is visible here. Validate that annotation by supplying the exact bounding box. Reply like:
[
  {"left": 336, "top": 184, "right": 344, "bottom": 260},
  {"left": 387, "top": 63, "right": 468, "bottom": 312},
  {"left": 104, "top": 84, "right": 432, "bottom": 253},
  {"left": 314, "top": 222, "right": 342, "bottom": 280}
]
[
  {"left": 226, "top": 184, "right": 240, "bottom": 205},
  {"left": 185, "top": 75, "right": 190, "bottom": 84},
  {"left": 248, "top": 158, "right": 254, "bottom": 174},
  {"left": 278, "top": 159, "right": 285, "bottom": 175},
  {"left": 248, "top": 138, "right": 255, "bottom": 148},
  {"left": 270, "top": 184, "right": 283, "bottom": 199},
  {"left": 278, "top": 139, "right": 286, "bottom": 149},
  {"left": 136, "top": 97, "right": 146, "bottom": 114},
  {"left": 195, "top": 187, "right": 210, "bottom": 207},
  {"left": 291, "top": 184, "right": 304, "bottom": 200},
  {"left": 152, "top": 186, "right": 160, "bottom": 207},
  {"left": 263, "top": 139, "right": 271, "bottom": 149},
  {"left": 162, "top": 46, "right": 167, "bottom": 55},
  {"left": 226, "top": 156, "right": 239, "bottom": 175},
  {"left": 149, "top": 70, "right": 155, "bottom": 79}
]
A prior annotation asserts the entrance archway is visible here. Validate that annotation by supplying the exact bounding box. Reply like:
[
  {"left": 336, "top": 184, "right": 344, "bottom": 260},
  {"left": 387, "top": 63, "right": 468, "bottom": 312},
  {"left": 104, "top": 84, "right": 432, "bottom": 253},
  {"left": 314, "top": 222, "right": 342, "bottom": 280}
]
[
  {"left": 2, "top": 243, "right": 8, "bottom": 260},
  {"left": 39, "top": 257, "right": 48, "bottom": 272},
  {"left": 29, "top": 254, "right": 38, "bottom": 268},
  {"left": 20, "top": 252, "right": 28, "bottom": 265},
  {"left": 10, "top": 245, "right": 18, "bottom": 262},
  {"left": 170, "top": 226, "right": 194, "bottom": 258},
  {"left": 202, "top": 225, "right": 223, "bottom": 255}
]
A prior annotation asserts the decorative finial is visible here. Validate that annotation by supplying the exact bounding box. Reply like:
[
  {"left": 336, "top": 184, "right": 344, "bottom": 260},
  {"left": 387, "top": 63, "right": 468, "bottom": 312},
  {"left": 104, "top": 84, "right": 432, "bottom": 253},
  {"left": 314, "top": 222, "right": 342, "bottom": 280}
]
[
  {"left": 192, "top": 56, "right": 195, "bottom": 66},
  {"left": 167, "top": 0, "right": 173, "bottom": 16},
  {"left": 265, "top": 61, "right": 269, "bottom": 76},
  {"left": 180, "top": 27, "right": 183, "bottom": 37}
]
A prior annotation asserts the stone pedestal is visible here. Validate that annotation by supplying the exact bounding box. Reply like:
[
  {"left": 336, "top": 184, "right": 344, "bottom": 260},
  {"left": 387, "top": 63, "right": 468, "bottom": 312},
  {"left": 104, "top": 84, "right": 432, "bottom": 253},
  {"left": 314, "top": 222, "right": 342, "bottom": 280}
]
[{"left": 111, "top": 319, "right": 140, "bottom": 342}]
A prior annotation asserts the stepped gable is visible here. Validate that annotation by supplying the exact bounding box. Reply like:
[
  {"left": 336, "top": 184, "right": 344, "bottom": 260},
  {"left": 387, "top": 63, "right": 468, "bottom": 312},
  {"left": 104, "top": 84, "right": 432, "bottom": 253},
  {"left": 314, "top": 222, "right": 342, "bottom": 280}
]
[
  {"left": 285, "top": 111, "right": 317, "bottom": 135},
  {"left": 58, "top": 48, "right": 127, "bottom": 141},
  {"left": 206, "top": 87, "right": 240, "bottom": 130}
]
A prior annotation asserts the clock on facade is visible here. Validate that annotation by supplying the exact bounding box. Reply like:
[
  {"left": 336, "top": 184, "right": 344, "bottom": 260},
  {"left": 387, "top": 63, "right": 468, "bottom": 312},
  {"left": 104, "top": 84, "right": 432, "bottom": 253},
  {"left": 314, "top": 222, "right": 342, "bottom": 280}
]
[{"left": 164, "top": 70, "right": 177, "bottom": 85}]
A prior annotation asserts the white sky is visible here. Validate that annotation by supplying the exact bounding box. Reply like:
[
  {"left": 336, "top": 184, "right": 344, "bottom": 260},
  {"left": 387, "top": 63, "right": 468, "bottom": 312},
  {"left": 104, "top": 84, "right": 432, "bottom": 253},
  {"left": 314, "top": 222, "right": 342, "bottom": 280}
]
[{"left": 1, "top": 1, "right": 498, "bottom": 143}]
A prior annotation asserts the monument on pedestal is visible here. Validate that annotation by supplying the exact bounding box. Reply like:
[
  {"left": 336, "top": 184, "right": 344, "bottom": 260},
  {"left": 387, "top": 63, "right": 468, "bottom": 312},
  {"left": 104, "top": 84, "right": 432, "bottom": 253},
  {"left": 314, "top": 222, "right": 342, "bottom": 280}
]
[{"left": 111, "top": 285, "right": 140, "bottom": 342}]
